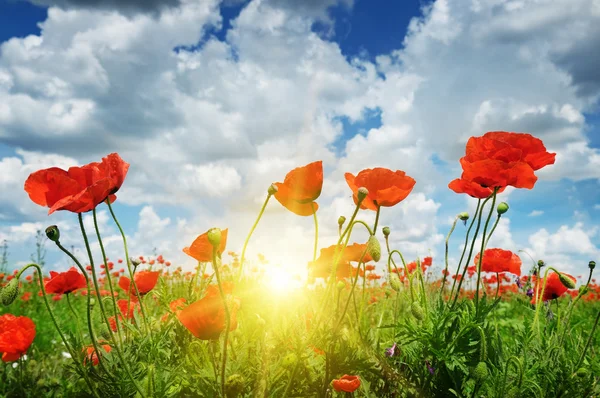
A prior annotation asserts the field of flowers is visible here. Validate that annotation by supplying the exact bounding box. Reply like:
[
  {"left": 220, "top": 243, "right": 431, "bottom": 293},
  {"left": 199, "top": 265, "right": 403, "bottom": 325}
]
[{"left": 0, "top": 131, "right": 599, "bottom": 397}]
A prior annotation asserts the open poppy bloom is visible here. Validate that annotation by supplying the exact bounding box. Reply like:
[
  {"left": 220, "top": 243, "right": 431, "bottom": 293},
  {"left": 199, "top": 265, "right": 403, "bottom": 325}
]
[
  {"left": 118, "top": 270, "right": 160, "bottom": 296},
  {"left": 45, "top": 267, "right": 87, "bottom": 295},
  {"left": 332, "top": 374, "right": 361, "bottom": 393},
  {"left": 84, "top": 343, "right": 112, "bottom": 366},
  {"left": 345, "top": 168, "right": 416, "bottom": 211},
  {"left": 273, "top": 161, "right": 323, "bottom": 216},
  {"left": 177, "top": 285, "right": 240, "bottom": 340},
  {"left": 24, "top": 153, "right": 129, "bottom": 215},
  {"left": 448, "top": 177, "right": 506, "bottom": 199},
  {"left": 183, "top": 229, "right": 228, "bottom": 262},
  {"left": 474, "top": 249, "right": 521, "bottom": 276},
  {"left": 308, "top": 243, "right": 373, "bottom": 279},
  {"left": 531, "top": 272, "right": 576, "bottom": 304},
  {"left": 0, "top": 314, "right": 36, "bottom": 362}
]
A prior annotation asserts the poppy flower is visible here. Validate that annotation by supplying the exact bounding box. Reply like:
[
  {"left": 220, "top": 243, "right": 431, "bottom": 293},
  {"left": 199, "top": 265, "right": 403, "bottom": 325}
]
[
  {"left": 308, "top": 243, "right": 373, "bottom": 279},
  {"left": 183, "top": 229, "right": 228, "bottom": 263},
  {"left": 177, "top": 287, "right": 240, "bottom": 340},
  {"left": 0, "top": 314, "right": 36, "bottom": 362},
  {"left": 24, "top": 153, "right": 129, "bottom": 215},
  {"left": 118, "top": 270, "right": 160, "bottom": 296},
  {"left": 448, "top": 178, "right": 506, "bottom": 199},
  {"left": 84, "top": 344, "right": 112, "bottom": 366},
  {"left": 161, "top": 298, "right": 187, "bottom": 322},
  {"left": 45, "top": 267, "right": 87, "bottom": 295},
  {"left": 474, "top": 249, "right": 521, "bottom": 276},
  {"left": 332, "top": 375, "right": 361, "bottom": 393},
  {"left": 273, "top": 161, "right": 323, "bottom": 216},
  {"left": 531, "top": 272, "right": 576, "bottom": 304},
  {"left": 345, "top": 168, "right": 416, "bottom": 211}
]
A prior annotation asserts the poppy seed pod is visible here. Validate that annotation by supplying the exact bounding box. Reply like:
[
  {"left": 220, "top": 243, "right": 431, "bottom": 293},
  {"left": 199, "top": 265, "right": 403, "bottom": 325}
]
[
  {"left": 207, "top": 228, "right": 222, "bottom": 248},
  {"left": 130, "top": 258, "right": 141, "bottom": 267},
  {"left": 497, "top": 202, "right": 509, "bottom": 215},
  {"left": 537, "top": 260, "right": 545, "bottom": 268},
  {"left": 45, "top": 225, "right": 60, "bottom": 242},
  {"left": 459, "top": 212, "right": 469, "bottom": 221},
  {"left": 336, "top": 281, "right": 346, "bottom": 290},
  {"left": 389, "top": 274, "right": 401, "bottom": 292},
  {"left": 558, "top": 272, "right": 576, "bottom": 289},
  {"left": 589, "top": 260, "right": 596, "bottom": 270},
  {"left": 267, "top": 184, "right": 278, "bottom": 196},
  {"left": 382, "top": 226, "right": 390, "bottom": 237},
  {"left": 1, "top": 277, "right": 20, "bottom": 306},
  {"left": 410, "top": 301, "right": 424, "bottom": 321},
  {"left": 337, "top": 216, "right": 346, "bottom": 227},
  {"left": 367, "top": 235, "right": 381, "bottom": 262},
  {"left": 357, "top": 187, "right": 369, "bottom": 203}
]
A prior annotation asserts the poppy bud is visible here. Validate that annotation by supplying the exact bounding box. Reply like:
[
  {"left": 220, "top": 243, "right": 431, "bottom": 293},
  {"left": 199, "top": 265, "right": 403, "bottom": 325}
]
[
  {"left": 45, "top": 225, "right": 60, "bottom": 242},
  {"left": 471, "top": 362, "right": 488, "bottom": 381},
  {"left": 558, "top": 272, "right": 576, "bottom": 289},
  {"left": 497, "top": 202, "right": 509, "bottom": 215},
  {"left": 575, "top": 368, "right": 589, "bottom": 378},
  {"left": 389, "top": 274, "right": 401, "bottom": 291},
  {"left": 357, "top": 187, "right": 369, "bottom": 203},
  {"left": 367, "top": 235, "right": 381, "bottom": 262},
  {"left": 267, "top": 184, "right": 278, "bottom": 196},
  {"left": 537, "top": 260, "right": 545, "bottom": 268},
  {"left": 337, "top": 216, "right": 346, "bottom": 227},
  {"left": 207, "top": 228, "right": 222, "bottom": 248},
  {"left": 130, "top": 258, "right": 141, "bottom": 267},
  {"left": 1, "top": 277, "right": 20, "bottom": 306},
  {"left": 458, "top": 212, "right": 469, "bottom": 221},
  {"left": 225, "top": 374, "right": 245, "bottom": 397},
  {"left": 410, "top": 301, "right": 424, "bottom": 321},
  {"left": 336, "top": 281, "right": 345, "bottom": 291},
  {"left": 589, "top": 260, "right": 596, "bottom": 270},
  {"left": 382, "top": 226, "right": 390, "bottom": 237},
  {"left": 89, "top": 298, "right": 96, "bottom": 308}
]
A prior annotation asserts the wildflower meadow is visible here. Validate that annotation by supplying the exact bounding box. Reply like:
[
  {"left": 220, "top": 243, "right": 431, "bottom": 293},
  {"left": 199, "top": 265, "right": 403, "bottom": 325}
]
[{"left": 0, "top": 131, "right": 599, "bottom": 397}]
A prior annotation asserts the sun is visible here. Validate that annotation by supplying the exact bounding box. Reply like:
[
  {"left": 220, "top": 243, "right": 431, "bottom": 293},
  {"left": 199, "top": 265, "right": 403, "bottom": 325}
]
[{"left": 266, "top": 267, "right": 302, "bottom": 295}]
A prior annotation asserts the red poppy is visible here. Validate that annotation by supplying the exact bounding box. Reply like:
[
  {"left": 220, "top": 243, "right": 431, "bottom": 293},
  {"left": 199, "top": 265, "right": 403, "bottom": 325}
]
[
  {"left": 365, "top": 264, "right": 376, "bottom": 272},
  {"left": 21, "top": 292, "right": 32, "bottom": 302},
  {"left": 118, "top": 271, "right": 160, "bottom": 296},
  {"left": 161, "top": 298, "right": 187, "bottom": 322},
  {"left": 308, "top": 243, "right": 373, "bottom": 279},
  {"left": 448, "top": 178, "right": 507, "bottom": 199},
  {"left": 273, "top": 161, "right": 323, "bottom": 216},
  {"left": 474, "top": 249, "right": 521, "bottom": 276},
  {"left": 84, "top": 344, "right": 111, "bottom": 366},
  {"left": 24, "top": 153, "right": 129, "bottom": 215},
  {"left": 183, "top": 229, "right": 228, "bottom": 263},
  {"left": 45, "top": 267, "right": 87, "bottom": 295},
  {"left": 0, "top": 314, "right": 36, "bottom": 362},
  {"left": 332, "top": 375, "right": 361, "bottom": 393},
  {"left": 345, "top": 168, "right": 416, "bottom": 211},
  {"left": 531, "top": 272, "right": 576, "bottom": 304},
  {"left": 177, "top": 287, "right": 240, "bottom": 340}
]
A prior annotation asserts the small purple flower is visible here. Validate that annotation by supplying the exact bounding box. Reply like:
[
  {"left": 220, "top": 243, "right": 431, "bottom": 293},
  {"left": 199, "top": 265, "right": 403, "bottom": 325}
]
[
  {"left": 385, "top": 343, "right": 397, "bottom": 357},
  {"left": 515, "top": 276, "right": 522, "bottom": 289},
  {"left": 425, "top": 360, "right": 435, "bottom": 375},
  {"left": 526, "top": 288, "right": 534, "bottom": 298}
]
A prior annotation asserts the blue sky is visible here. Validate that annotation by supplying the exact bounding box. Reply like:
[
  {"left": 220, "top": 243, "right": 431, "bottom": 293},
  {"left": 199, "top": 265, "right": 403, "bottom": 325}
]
[{"left": 0, "top": 0, "right": 598, "bottom": 278}]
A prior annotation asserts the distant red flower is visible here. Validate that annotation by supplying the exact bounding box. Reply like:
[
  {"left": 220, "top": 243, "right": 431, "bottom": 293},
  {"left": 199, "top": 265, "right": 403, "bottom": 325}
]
[
  {"left": 365, "top": 264, "right": 376, "bottom": 272},
  {"left": 118, "top": 271, "right": 160, "bottom": 296},
  {"left": 474, "top": 249, "right": 522, "bottom": 276},
  {"left": 84, "top": 344, "right": 111, "bottom": 366},
  {"left": 0, "top": 314, "right": 36, "bottom": 362},
  {"left": 21, "top": 292, "right": 32, "bottom": 302},
  {"left": 332, "top": 375, "right": 361, "bottom": 393},
  {"left": 273, "top": 161, "right": 323, "bottom": 216},
  {"left": 183, "top": 229, "right": 228, "bottom": 263},
  {"left": 345, "top": 168, "right": 416, "bottom": 211},
  {"left": 24, "top": 153, "right": 129, "bottom": 215},
  {"left": 45, "top": 267, "right": 87, "bottom": 295},
  {"left": 531, "top": 272, "right": 576, "bottom": 304},
  {"left": 177, "top": 287, "right": 240, "bottom": 340}
]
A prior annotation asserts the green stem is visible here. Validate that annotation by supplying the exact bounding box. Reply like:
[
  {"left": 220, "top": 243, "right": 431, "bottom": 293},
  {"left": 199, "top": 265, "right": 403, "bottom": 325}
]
[
  {"left": 441, "top": 216, "right": 459, "bottom": 296},
  {"left": 106, "top": 201, "right": 150, "bottom": 334},
  {"left": 66, "top": 293, "right": 85, "bottom": 346},
  {"left": 475, "top": 189, "right": 498, "bottom": 314},
  {"left": 372, "top": 206, "right": 381, "bottom": 235},
  {"left": 78, "top": 214, "right": 147, "bottom": 398},
  {"left": 212, "top": 245, "right": 231, "bottom": 397},
  {"left": 484, "top": 214, "right": 501, "bottom": 248},
  {"left": 238, "top": 193, "right": 272, "bottom": 282},
  {"left": 575, "top": 310, "right": 600, "bottom": 368},
  {"left": 449, "top": 200, "right": 481, "bottom": 302},
  {"left": 311, "top": 203, "right": 318, "bottom": 263}
]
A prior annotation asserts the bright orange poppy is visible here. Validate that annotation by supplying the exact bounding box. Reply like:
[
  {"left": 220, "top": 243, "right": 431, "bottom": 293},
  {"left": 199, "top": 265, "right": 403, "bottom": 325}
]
[
  {"left": 183, "top": 229, "right": 228, "bottom": 262},
  {"left": 332, "top": 375, "right": 361, "bottom": 393},
  {"left": 273, "top": 161, "right": 323, "bottom": 216},
  {"left": 0, "top": 314, "right": 36, "bottom": 362},
  {"left": 24, "top": 153, "right": 129, "bottom": 215},
  {"left": 177, "top": 286, "right": 240, "bottom": 340},
  {"left": 118, "top": 270, "right": 160, "bottom": 296},
  {"left": 474, "top": 249, "right": 521, "bottom": 276},
  {"left": 45, "top": 267, "right": 86, "bottom": 295},
  {"left": 345, "top": 168, "right": 416, "bottom": 211}
]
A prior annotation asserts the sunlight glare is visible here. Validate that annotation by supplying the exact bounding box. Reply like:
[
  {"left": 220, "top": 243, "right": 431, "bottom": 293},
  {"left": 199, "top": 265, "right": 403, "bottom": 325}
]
[{"left": 267, "top": 267, "right": 301, "bottom": 295}]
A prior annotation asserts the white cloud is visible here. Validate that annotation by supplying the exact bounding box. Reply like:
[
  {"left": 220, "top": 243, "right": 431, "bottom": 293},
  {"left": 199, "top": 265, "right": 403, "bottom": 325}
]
[{"left": 529, "top": 210, "right": 544, "bottom": 217}]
